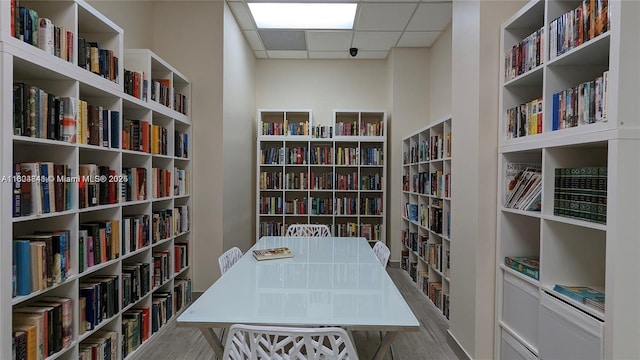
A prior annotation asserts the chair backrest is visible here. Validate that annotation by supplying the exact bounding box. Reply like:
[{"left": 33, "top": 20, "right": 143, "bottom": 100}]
[
  {"left": 218, "top": 247, "right": 243, "bottom": 275},
  {"left": 372, "top": 241, "right": 390, "bottom": 268},
  {"left": 285, "top": 224, "right": 331, "bottom": 237},
  {"left": 222, "top": 324, "right": 359, "bottom": 360}
]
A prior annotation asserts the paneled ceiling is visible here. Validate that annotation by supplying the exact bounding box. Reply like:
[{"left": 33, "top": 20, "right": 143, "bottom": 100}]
[{"left": 226, "top": 0, "right": 453, "bottom": 59}]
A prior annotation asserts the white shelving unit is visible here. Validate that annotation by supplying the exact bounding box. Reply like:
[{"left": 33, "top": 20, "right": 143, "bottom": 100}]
[
  {"left": 496, "top": 1, "right": 640, "bottom": 359},
  {"left": 256, "top": 109, "right": 386, "bottom": 244},
  {"left": 0, "top": 2, "right": 193, "bottom": 359},
  {"left": 401, "top": 114, "right": 452, "bottom": 320}
]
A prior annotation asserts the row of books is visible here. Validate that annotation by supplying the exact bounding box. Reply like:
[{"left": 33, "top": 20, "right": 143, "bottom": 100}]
[
  {"left": 554, "top": 166, "right": 607, "bottom": 224},
  {"left": 80, "top": 275, "right": 119, "bottom": 333},
  {"left": 13, "top": 162, "right": 73, "bottom": 217},
  {"left": 309, "top": 197, "right": 334, "bottom": 215},
  {"left": 77, "top": 39, "right": 119, "bottom": 84},
  {"left": 13, "top": 83, "right": 77, "bottom": 142},
  {"left": 335, "top": 197, "right": 358, "bottom": 215},
  {"left": 151, "top": 168, "right": 172, "bottom": 199},
  {"left": 79, "top": 330, "right": 117, "bottom": 360},
  {"left": 11, "top": 3, "right": 74, "bottom": 63},
  {"left": 310, "top": 146, "right": 334, "bottom": 165},
  {"left": 78, "top": 164, "right": 119, "bottom": 209},
  {"left": 336, "top": 172, "right": 358, "bottom": 191},
  {"left": 149, "top": 79, "right": 188, "bottom": 115},
  {"left": 174, "top": 168, "right": 189, "bottom": 196},
  {"left": 122, "top": 214, "right": 150, "bottom": 255},
  {"left": 506, "top": 97, "right": 543, "bottom": 139},
  {"left": 360, "top": 197, "right": 383, "bottom": 216},
  {"left": 79, "top": 221, "right": 120, "bottom": 273},
  {"left": 13, "top": 230, "right": 71, "bottom": 297},
  {"left": 122, "top": 308, "right": 149, "bottom": 358},
  {"left": 122, "top": 167, "right": 147, "bottom": 202},
  {"left": 122, "top": 119, "right": 167, "bottom": 154},
  {"left": 124, "top": 69, "right": 148, "bottom": 101},
  {"left": 361, "top": 147, "right": 383, "bottom": 166},
  {"left": 174, "top": 242, "right": 190, "bottom": 273},
  {"left": 13, "top": 295, "right": 73, "bottom": 360},
  {"left": 549, "top": 0, "right": 609, "bottom": 60},
  {"left": 429, "top": 203, "right": 444, "bottom": 235},
  {"left": 504, "top": 27, "right": 544, "bottom": 81},
  {"left": 152, "top": 210, "right": 174, "bottom": 243},
  {"left": 153, "top": 251, "right": 171, "bottom": 288},
  {"left": 122, "top": 263, "right": 152, "bottom": 309},
  {"left": 552, "top": 71, "right": 609, "bottom": 131},
  {"left": 175, "top": 131, "right": 189, "bottom": 158},
  {"left": 335, "top": 147, "right": 359, "bottom": 166},
  {"left": 361, "top": 173, "right": 382, "bottom": 191},
  {"left": 504, "top": 164, "right": 542, "bottom": 211},
  {"left": 334, "top": 121, "right": 384, "bottom": 137},
  {"left": 76, "top": 102, "right": 120, "bottom": 148}
]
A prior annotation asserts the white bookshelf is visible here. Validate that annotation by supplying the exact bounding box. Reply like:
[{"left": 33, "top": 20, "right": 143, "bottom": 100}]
[
  {"left": 401, "top": 114, "right": 452, "bottom": 320},
  {"left": 256, "top": 109, "right": 387, "bottom": 244},
  {"left": 0, "top": 2, "right": 193, "bottom": 359},
  {"left": 496, "top": 1, "right": 640, "bottom": 359}
]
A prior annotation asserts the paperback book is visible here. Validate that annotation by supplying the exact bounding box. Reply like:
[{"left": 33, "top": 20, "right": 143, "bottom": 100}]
[{"left": 253, "top": 247, "right": 292, "bottom": 261}]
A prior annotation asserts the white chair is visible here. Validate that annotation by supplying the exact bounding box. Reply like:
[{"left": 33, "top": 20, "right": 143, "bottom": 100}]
[
  {"left": 286, "top": 224, "right": 331, "bottom": 237},
  {"left": 219, "top": 247, "right": 243, "bottom": 275},
  {"left": 222, "top": 324, "right": 359, "bottom": 360},
  {"left": 372, "top": 241, "right": 390, "bottom": 268}
]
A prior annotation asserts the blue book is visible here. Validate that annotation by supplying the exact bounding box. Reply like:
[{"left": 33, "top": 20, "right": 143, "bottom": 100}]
[
  {"left": 39, "top": 163, "right": 51, "bottom": 213},
  {"left": 80, "top": 284, "right": 98, "bottom": 329},
  {"left": 13, "top": 240, "right": 31, "bottom": 296},
  {"left": 553, "top": 284, "right": 605, "bottom": 304},
  {"left": 110, "top": 111, "right": 120, "bottom": 148}
]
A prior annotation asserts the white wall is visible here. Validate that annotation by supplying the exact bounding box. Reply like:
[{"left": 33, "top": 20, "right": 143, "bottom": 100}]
[
  {"left": 222, "top": 3, "right": 256, "bottom": 255},
  {"left": 92, "top": 0, "right": 226, "bottom": 292},
  {"left": 429, "top": 23, "right": 452, "bottom": 120},
  {"left": 449, "top": 1, "right": 525, "bottom": 358},
  {"left": 387, "top": 47, "right": 431, "bottom": 261},
  {"left": 255, "top": 59, "right": 389, "bottom": 126}
]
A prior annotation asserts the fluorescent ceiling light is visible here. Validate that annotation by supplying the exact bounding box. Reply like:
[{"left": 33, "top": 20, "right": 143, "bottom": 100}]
[{"left": 248, "top": 3, "right": 357, "bottom": 29}]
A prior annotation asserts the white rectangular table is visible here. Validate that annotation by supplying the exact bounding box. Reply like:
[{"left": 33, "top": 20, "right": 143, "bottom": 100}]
[{"left": 176, "top": 236, "right": 420, "bottom": 359}]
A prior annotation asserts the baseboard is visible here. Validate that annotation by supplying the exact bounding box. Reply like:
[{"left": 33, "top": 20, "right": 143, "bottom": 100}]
[
  {"left": 447, "top": 329, "right": 473, "bottom": 360},
  {"left": 388, "top": 260, "right": 400, "bottom": 268}
]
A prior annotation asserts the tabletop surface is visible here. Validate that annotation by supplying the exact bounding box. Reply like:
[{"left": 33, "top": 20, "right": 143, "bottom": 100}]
[{"left": 177, "top": 236, "right": 419, "bottom": 330}]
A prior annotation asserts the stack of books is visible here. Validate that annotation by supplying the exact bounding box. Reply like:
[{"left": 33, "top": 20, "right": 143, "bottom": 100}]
[{"left": 553, "top": 284, "right": 605, "bottom": 312}]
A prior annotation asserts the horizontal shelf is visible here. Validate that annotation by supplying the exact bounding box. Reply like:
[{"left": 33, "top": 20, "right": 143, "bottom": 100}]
[
  {"left": 503, "top": 65, "right": 543, "bottom": 87},
  {"left": 500, "top": 264, "right": 540, "bottom": 287},
  {"left": 44, "top": 342, "right": 74, "bottom": 360},
  {"left": 175, "top": 265, "right": 190, "bottom": 278},
  {"left": 547, "top": 32, "right": 610, "bottom": 68},
  {"left": 79, "top": 257, "right": 121, "bottom": 278},
  {"left": 501, "top": 207, "right": 543, "bottom": 218},
  {"left": 13, "top": 136, "right": 77, "bottom": 148},
  {"left": 12, "top": 209, "right": 76, "bottom": 223},
  {"left": 78, "top": 203, "right": 121, "bottom": 213},
  {"left": 499, "top": 126, "right": 616, "bottom": 153},
  {"left": 121, "top": 290, "right": 152, "bottom": 314},
  {"left": 542, "top": 214, "right": 606, "bottom": 231},
  {"left": 152, "top": 237, "right": 173, "bottom": 247},
  {"left": 121, "top": 245, "right": 151, "bottom": 261},
  {"left": 12, "top": 274, "right": 78, "bottom": 306},
  {"left": 122, "top": 199, "right": 150, "bottom": 207},
  {"left": 77, "top": 313, "right": 120, "bottom": 343},
  {"left": 540, "top": 285, "right": 605, "bottom": 322}
]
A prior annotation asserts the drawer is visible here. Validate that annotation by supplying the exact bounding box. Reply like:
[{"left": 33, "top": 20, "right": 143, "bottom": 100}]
[
  {"left": 501, "top": 328, "right": 538, "bottom": 360},
  {"left": 502, "top": 271, "right": 539, "bottom": 349},
  {"left": 539, "top": 291, "right": 604, "bottom": 360}
]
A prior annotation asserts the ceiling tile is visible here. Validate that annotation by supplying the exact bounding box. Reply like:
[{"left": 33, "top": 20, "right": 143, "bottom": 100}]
[
  {"left": 254, "top": 51, "right": 268, "bottom": 59},
  {"left": 243, "top": 31, "right": 265, "bottom": 50},
  {"left": 228, "top": 2, "right": 255, "bottom": 31},
  {"left": 352, "top": 31, "right": 401, "bottom": 51},
  {"left": 309, "top": 51, "right": 349, "bottom": 59},
  {"left": 406, "top": 3, "right": 452, "bottom": 31},
  {"left": 397, "top": 31, "right": 440, "bottom": 47},
  {"left": 267, "top": 50, "right": 309, "bottom": 59},
  {"left": 353, "top": 50, "right": 389, "bottom": 59},
  {"left": 356, "top": 3, "right": 418, "bottom": 31},
  {"left": 306, "top": 31, "right": 352, "bottom": 51},
  {"left": 259, "top": 30, "right": 306, "bottom": 51}
]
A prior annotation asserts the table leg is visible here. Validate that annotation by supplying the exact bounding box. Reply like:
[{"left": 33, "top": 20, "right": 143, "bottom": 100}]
[
  {"left": 199, "top": 327, "right": 225, "bottom": 359},
  {"left": 372, "top": 331, "right": 397, "bottom": 360}
]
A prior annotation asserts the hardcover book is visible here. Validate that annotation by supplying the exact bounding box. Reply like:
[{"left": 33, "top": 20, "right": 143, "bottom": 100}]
[{"left": 253, "top": 247, "right": 292, "bottom": 261}]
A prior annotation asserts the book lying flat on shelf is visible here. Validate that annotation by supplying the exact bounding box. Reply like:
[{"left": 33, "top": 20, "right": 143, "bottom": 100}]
[
  {"left": 253, "top": 247, "right": 292, "bottom": 261},
  {"left": 553, "top": 284, "right": 605, "bottom": 310},
  {"left": 504, "top": 256, "right": 539, "bottom": 280}
]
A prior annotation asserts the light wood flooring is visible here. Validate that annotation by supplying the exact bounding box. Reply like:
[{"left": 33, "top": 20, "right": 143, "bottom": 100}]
[{"left": 131, "top": 268, "right": 467, "bottom": 360}]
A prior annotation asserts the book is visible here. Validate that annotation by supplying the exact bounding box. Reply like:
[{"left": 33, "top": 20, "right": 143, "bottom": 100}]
[
  {"left": 504, "top": 256, "right": 539, "bottom": 280},
  {"left": 553, "top": 284, "right": 605, "bottom": 305},
  {"left": 253, "top": 247, "right": 292, "bottom": 261}
]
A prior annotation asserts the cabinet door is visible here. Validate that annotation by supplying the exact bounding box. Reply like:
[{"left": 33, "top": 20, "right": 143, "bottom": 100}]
[{"left": 539, "top": 292, "right": 603, "bottom": 360}]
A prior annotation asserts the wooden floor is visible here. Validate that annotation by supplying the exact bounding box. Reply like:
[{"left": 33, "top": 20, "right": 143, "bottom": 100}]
[{"left": 132, "top": 268, "right": 466, "bottom": 360}]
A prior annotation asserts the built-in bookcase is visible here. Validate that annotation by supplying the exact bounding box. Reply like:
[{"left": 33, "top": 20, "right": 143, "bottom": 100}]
[
  {"left": 497, "top": 1, "right": 640, "bottom": 359},
  {"left": 0, "top": 2, "right": 192, "bottom": 359},
  {"left": 256, "top": 109, "right": 386, "bottom": 244},
  {"left": 401, "top": 115, "right": 452, "bottom": 320}
]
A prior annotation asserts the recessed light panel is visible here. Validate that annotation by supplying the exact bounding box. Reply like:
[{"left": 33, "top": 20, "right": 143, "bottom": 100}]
[{"left": 248, "top": 3, "right": 357, "bottom": 29}]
